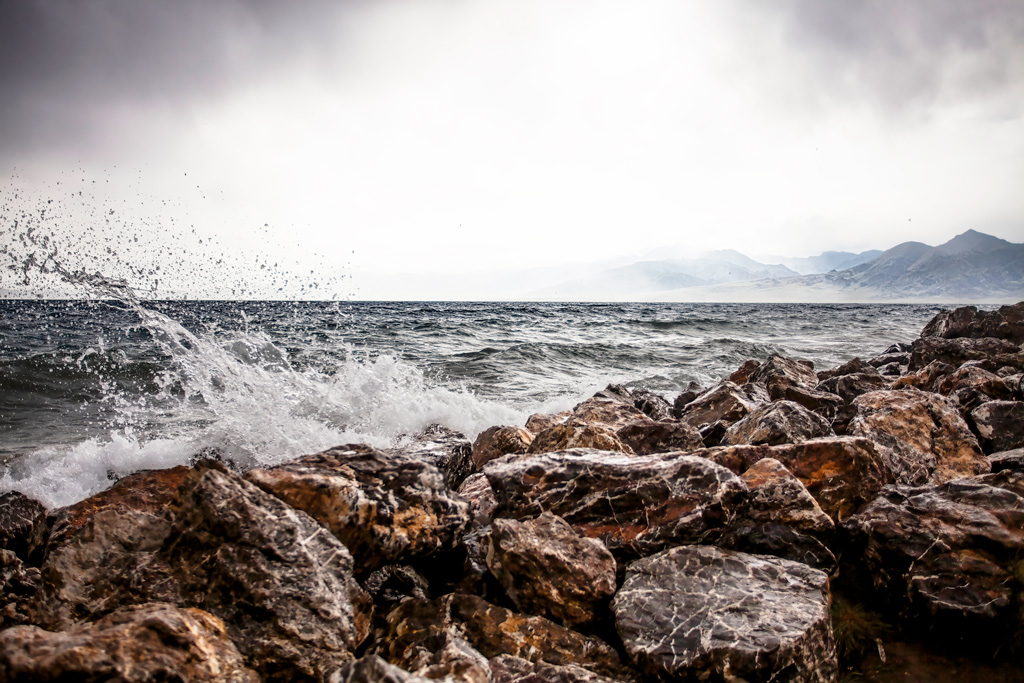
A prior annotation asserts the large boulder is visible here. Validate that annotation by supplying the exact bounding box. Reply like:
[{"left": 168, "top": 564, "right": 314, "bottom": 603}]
[
  {"left": 970, "top": 401, "right": 1024, "bottom": 454},
  {"left": 0, "top": 603, "right": 258, "bottom": 683},
  {"left": 748, "top": 354, "right": 819, "bottom": 395},
  {"left": 524, "top": 411, "right": 572, "bottom": 435},
  {"left": 934, "top": 365, "right": 1016, "bottom": 409},
  {"left": 676, "top": 380, "right": 760, "bottom": 432},
  {"left": 571, "top": 397, "right": 649, "bottom": 431},
  {"left": 909, "top": 336, "right": 1022, "bottom": 372},
  {"left": 472, "top": 426, "right": 534, "bottom": 469},
  {"left": 615, "top": 418, "right": 703, "bottom": 455},
  {"left": 849, "top": 390, "right": 989, "bottom": 484},
  {"left": 0, "top": 492, "right": 47, "bottom": 563},
  {"left": 612, "top": 545, "right": 837, "bottom": 682},
  {"left": 921, "top": 302, "right": 1024, "bottom": 343},
  {"left": 840, "top": 470, "right": 1024, "bottom": 636},
  {"left": 721, "top": 400, "right": 834, "bottom": 447},
  {"left": 485, "top": 449, "right": 747, "bottom": 558},
  {"left": 245, "top": 444, "right": 471, "bottom": 573},
  {"left": 386, "top": 424, "right": 475, "bottom": 490},
  {"left": 528, "top": 421, "right": 634, "bottom": 455},
  {"left": 486, "top": 512, "right": 617, "bottom": 628},
  {"left": 593, "top": 383, "right": 674, "bottom": 421}
]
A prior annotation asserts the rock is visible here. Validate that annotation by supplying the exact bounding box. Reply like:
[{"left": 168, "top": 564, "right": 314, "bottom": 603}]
[
  {"left": 970, "top": 401, "right": 1024, "bottom": 454},
  {"left": 524, "top": 410, "right": 572, "bottom": 435},
  {"left": 390, "top": 630, "right": 493, "bottom": 683},
  {"left": 486, "top": 512, "right": 617, "bottom": 627},
  {"left": 0, "top": 550, "right": 39, "bottom": 628},
  {"left": 849, "top": 390, "right": 989, "bottom": 484},
  {"left": 612, "top": 545, "right": 837, "bottom": 683},
  {"left": 490, "top": 654, "right": 625, "bottom": 683},
  {"left": 676, "top": 380, "right": 760, "bottom": 432},
  {"left": 989, "top": 447, "right": 1024, "bottom": 472},
  {"left": 840, "top": 470, "right": 1024, "bottom": 634},
  {"left": 485, "top": 449, "right": 747, "bottom": 558},
  {"left": 363, "top": 565, "right": 431, "bottom": 613},
  {"left": 817, "top": 357, "right": 879, "bottom": 382},
  {"left": 457, "top": 473, "right": 499, "bottom": 526},
  {"left": 701, "top": 437, "right": 894, "bottom": 521},
  {"left": 163, "top": 465, "right": 372, "bottom": 681},
  {"left": 615, "top": 418, "right": 702, "bottom": 455},
  {"left": 528, "top": 421, "right": 635, "bottom": 455},
  {"left": 891, "top": 360, "right": 956, "bottom": 392},
  {"left": 816, "top": 372, "right": 890, "bottom": 404},
  {"left": 921, "top": 302, "right": 1024, "bottom": 343},
  {"left": 909, "top": 336, "right": 1022, "bottom": 372},
  {"left": 327, "top": 655, "right": 434, "bottom": 683},
  {"left": 571, "top": 397, "right": 649, "bottom": 431},
  {"left": 246, "top": 444, "right": 470, "bottom": 573},
  {"left": 472, "top": 426, "right": 534, "bottom": 469},
  {"left": 768, "top": 384, "right": 845, "bottom": 419},
  {"left": 728, "top": 359, "right": 762, "bottom": 385},
  {"left": 868, "top": 350, "right": 911, "bottom": 370},
  {"left": 0, "top": 491, "right": 47, "bottom": 562},
  {"left": 876, "top": 360, "right": 906, "bottom": 377},
  {"left": 935, "top": 365, "right": 1016, "bottom": 409},
  {"left": 671, "top": 382, "right": 704, "bottom": 419},
  {"left": 387, "top": 424, "right": 475, "bottom": 490},
  {"left": 594, "top": 383, "right": 674, "bottom": 421},
  {"left": 0, "top": 603, "right": 258, "bottom": 682},
  {"left": 378, "top": 593, "right": 630, "bottom": 680},
  {"left": 748, "top": 354, "right": 819, "bottom": 393},
  {"left": 721, "top": 400, "right": 835, "bottom": 446}
]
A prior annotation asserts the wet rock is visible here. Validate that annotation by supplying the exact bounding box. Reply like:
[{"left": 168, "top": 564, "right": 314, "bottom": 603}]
[
  {"left": 921, "top": 302, "right": 1024, "bottom": 343},
  {"left": 472, "top": 425, "right": 534, "bottom": 469},
  {"left": 989, "top": 447, "right": 1024, "bottom": 472},
  {"left": 0, "top": 550, "right": 39, "bottom": 628},
  {"left": 849, "top": 390, "right": 989, "bottom": 484},
  {"left": 457, "top": 472, "right": 499, "bottom": 526},
  {"left": 970, "top": 401, "right": 1024, "bottom": 454},
  {"left": 246, "top": 444, "right": 470, "bottom": 573},
  {"left": 671, "top": 382, "right": 704, "bottom": 419},
  {"left": 615, "top": 418, "right": 702, "bottom": 455},
  {"left": 676, "top": 380, "right": 760, "bottom": 432},
  {"left": 388, "top": 424, "right": 475, "bottom": 490},
  {"left": 164, "top": 465, "right": 371, "bottom": 681},
  {"left": 728, "top": 359, "right": 762, "bottom": 385},
  {"left": 721, "top": 400, "right": 835, "bottom": 446},
  {"left": 0, "top": 491, "right": 47, "bottom": 562},
  {"left": 486, "top": 512, "right": 617, "bottom": 627},
  {"left": 701, "top": 437, "right": 894, "bottom": 521},
  {"left": 840, "top": 470, "right": 1024, "bottom": 633},
  {"left": 490, "top": 654, "right": 625, "bottom": 683},
  {"left": 909, "top": 336, "right": 1022, "bottom": 372},
  {"left": 612, "top": 545, "right": 837, "bottom": 683},
  {"left": 816, "top": 372, "right": 890, "bottom": 404},
  {"left": 524, "top": 410, "right": 572, "bottom": 435},
  {"left": 378, "top": 593, "right": 630, "bottom": 679},
  {"left": 935, "top": 365, "right": 1016, "bottom": 409},
  {"left": 529, "top": 421, "right": 635, "bottom": 455},
  {"left": 0, "top": 603, "right": 258, "bottom": 683},
  {"left": 485, "top": 449, "right": 747, "bottom": 558},
  {"left": 748, "top": 354, "right": 819, "bottom": 393},
  {"left": 571, "top": 397, "right": 649, "bottom": 431},
  {"left": 327, "top": 655, "right": 434, "bottom": 683}
]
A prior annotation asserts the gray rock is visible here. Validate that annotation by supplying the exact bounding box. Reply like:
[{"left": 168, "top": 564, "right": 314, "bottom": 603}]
[
  {"left": 489, "top": 655, "right": 626, "bottom": 683},
  {"left": 458, "top": 472, "right": 499, "bottom": 526},
  {"left": 615, "top": 418, "right": 703, "bottom": 455},
  {"left": 748, "top": 354, "right": 819, "bottom": 393},
  {"left": 721, "top": 400, "right": 834, "bottom": 446},
  {"left": 612, "top": 545, "right": 837, "bottom": 682},
  {"left": 909, "top": 336, "right": 1022, "bottom": 372},
  {"left": 815, "top": 372, "right": 890, "bottom": 404},
  {"left": 921, "top": 302, "right": 1024, "bottom": 343},
  {"left": 327, "top": 655, "right": 434, "bottom": 683},
  {"left": 989, "top": 447, "right": 1024, "bottom": 472},
  {"left": 677, "top": 380, "right": 760, "bottom": 432},
  {"left": 971, "top": 401, "right": 1024, "bottom": 454}
]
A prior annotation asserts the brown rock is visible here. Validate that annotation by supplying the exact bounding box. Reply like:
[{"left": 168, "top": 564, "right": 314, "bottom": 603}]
[
  {"left": 671, "top": 381, "right": 704, "bottom": 419},
  {"left": 676, "top": 380, "right": 760, "bottom": 432},
  {"left": 970, "top": 401, "right": 1024, "bottom": 454},
  {"left": 935, "top": 365, "right": 1016, "bottom": 409},
  {"left": 486, "top": 512, "right": 617, "bottom": 627},
  {"left": 528, "top": 421, "right": 634, "bottom": 455},
  {"left": 457, "top": 473, "right": 499, "bottom": 526},
  {"left": 748, "top": 354, "right": 818, "bottom": 393},
  {"left": 989, "top": 447, "right": 1024, "bottom": 472},
  {"left": 472, "top": 426, "right": 534, "bottom": 469},
  {"left": 849, "top": 389, "right": 989, "bottom": 484},
  {"left": 245, "top": 444, "right": 471, "bottom": 572},
  {"left": 524, "top": 410, "right": 572, "bottom": 435},
  {"left": 721, "top": 400, "right": 834, "bottom": 447},
  {"left": 817, "top": 357, "right": 879, "bottom": 382},
  {"left": 327, "top": 655, "right": 434, "bottom": 683},
  {"left": 891, "top": 359, "right": 956, "bottom": 392},
  {"left": 489, "top": 654, "right": 625, "bottom": 683},
  {"left": 0, "top": 491, "right": 47, "bottom": 562},
  {"left": 615, "top": 418, "right": 702, "bottom": 455},
  {"left": 0, "top": 550, "right": 39, "bottom": 628},
  {"left": 921, "top": 302, "right": 1024, "bottom": 343},
  {"left": 571, "top": 397, "right": 648, "bottom": 431},
  {"left": 0, "top": 603, "right": 258, "bottom": 683},
  {"left": 909, "top": 336, "right": 1022, "bottom": 372},
  {"left": 728, "top": 359, "right": 762, "bottom": 385},
  {"left": 816, "top": 372, "right": 890, "bottom": 404},
  {"left": 594, "top": 383, "right": 674, "bottom": 421},
  {"left": 387, "top": 424, "right": 475, "bottom": 490}
]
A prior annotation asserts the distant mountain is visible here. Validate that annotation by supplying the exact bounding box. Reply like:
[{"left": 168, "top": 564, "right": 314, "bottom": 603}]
[{"left": 765, "top": 250, "right": 882, "bottom": 275}]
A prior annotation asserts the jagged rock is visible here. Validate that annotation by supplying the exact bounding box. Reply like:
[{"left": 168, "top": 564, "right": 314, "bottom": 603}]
[
  {"left": 363, "top": 565, "right": 430, "bottom": 612},
  {"left": 485, "top": 449, "right": 746, "bottom": 558},
  {"left": 390, "top": 630, "right": 493, "bottom": 683},
  {"left": 246, "top": 444, "right": 470, "bottom": 573},
  {"left": 672, "top": 382, "right": 704, "bottom": 419},
  {"left": 0, "top": 603, "right": 258, "bottom": 682},
  {"left": 524, "top": 411, "right": 572, "bottom": 435},
  {"left": 909, "top": 336, "right": 1022, "bottom": 372},
  {"left": 728, "top": 359, "right": 762, "bottom": 385},
  {"left": 921, "top": 302, "right": 1024, "bottom": 343},
  {"left": 816, "top": 372, "right": 890, "bottom": 404},
  {"left": 378, "top": 593, "right": 630, "bottom": 680},
  {"left": 615, "top": 418, "right": 702, "bottom": 455},
  {"left": 876, "top": 360, "right": 906, "bottom": 376},
  {"left": 528, "top": 421, "right": 635, "bottom": 455},
  {"left": 891, "top": 360, "right": 956, "bottom": 392},
  {"left": 571, "top": 397, "right": 648, "bottom": 431},
  {"left": 490, "top": 654, "right": 625, "bottom": 683},
  {"left": 472, "top": 426, "right": 534, "bottom": 469},
  {"left": 595, "top": 384, "right": 674, "bottom": 421},
  {"left": 970, "top": 401, "right": 1024, "bottom": 454},
  {"left": 935, "top": 365, "right": 1016, "bottom": 409},
  {"left": 388, "top": 424, "right": 475, "bottom": 490},
  {"left": 769, "top": 384, "right": 844, "bottom": 419},
  {"left": 849, "top": 390, "right": 989, "bottom": 484},
  {"left": 748, "top": 354, "right": 819, "bottom": 393},
  {"left": 868, "top": 350, "right": 911, "bottom": 370},
  {"left": 28, "top": 465, "right": 190, "bottom": 563},
  {"left": 676, "top": 380, "right": 760, "bottom": 432},
  {"left": 701, "top": 437, "right": 894, "bottom": 521},
  {"left": 458, "top": 473, "right": 499, "bottom": 526},
  {"left": 327, "top": 655, "right": 434, "bottom": 683},
  {"left": 721, "top": 400, "right": 835, "bottom": 447},
  {"left": 486, "top": 512, "right": 617, "bottom": 627},
  {"left": 0, "top": 491, "right": 46, "bottom": 562},
  {"left": 163, "top": 465, "right": 371, "bottom": 681},
  {"left": 817, "top": 357, "right": 879, "bottom": 382},
  {"left": 840, "top": 470, "right": 1024, "bottom": 634},
  {"left": 720, "top": 459, "right": 836, "bottom": 571},
  {"left": 989, "top": 447, "right": 1024, "bottom": 472},
  {"left": 612, "top": 545, "right": 837, "bottom": 683},
  {"left": 0, "top": 550, "right": 39, "bottom": 628}
]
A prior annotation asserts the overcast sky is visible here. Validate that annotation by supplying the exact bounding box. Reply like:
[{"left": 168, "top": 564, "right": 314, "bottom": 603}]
[{"left": 1, "top": 0, "right": 1022, "bottom": 299}]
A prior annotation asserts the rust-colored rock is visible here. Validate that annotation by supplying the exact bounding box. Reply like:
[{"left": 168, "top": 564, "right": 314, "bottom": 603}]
[
  {"left": 891, "top": 360, "right": 956, "bottom": 392},
  {"left": 721, "top": 400, "right": 834, "bottom": 447},
  {"left": 849, "top": 389, "right": 989, "bottom": 484},
  {"left": 457, "top": 473, "right": 499, "bottom": 526},
  {"left": 615, "top": 418, "right": 703, "bottom": 455},
  {"left": 593, "top": 383, "right": 674, "bottom": 421},
  {"left": 472, "top": 426, "right": 534, "bottom": 469},
  {"left": 672, "top": 382, "right": 705, "bottom": 419},
  {"left": 528, "top": 421, "right": 634, "bottom": 455},
  {"left": 728, "top": 359, "right": 762, "bottom": 385},
  {"left": 0, "top": 603, "right": 258, "bottom": 683},
  {"left": 486, "top": 512, "right": 617, "bottom": 627}
]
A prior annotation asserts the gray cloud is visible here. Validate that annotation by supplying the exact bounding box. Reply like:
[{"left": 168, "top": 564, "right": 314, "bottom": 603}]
[{"left": 0, "top": 0, "right": 348, "bottom": 158}]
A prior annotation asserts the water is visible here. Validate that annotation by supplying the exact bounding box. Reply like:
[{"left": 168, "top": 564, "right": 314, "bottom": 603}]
[{"left": 0, "top": 297, "right": 945, "bottom": 507}]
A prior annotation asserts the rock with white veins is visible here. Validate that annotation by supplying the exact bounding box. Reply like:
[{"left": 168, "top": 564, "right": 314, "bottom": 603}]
[{"left": 612, "top": 545, "right": 837, "bottom": 683}]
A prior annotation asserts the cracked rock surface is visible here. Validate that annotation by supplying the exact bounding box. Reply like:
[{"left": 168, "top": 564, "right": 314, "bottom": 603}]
[{"left": 721, "top": 400, "right": 834, "bottom": 446}]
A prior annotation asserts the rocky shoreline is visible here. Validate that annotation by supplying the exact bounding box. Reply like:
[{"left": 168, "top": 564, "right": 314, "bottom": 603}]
[{"left": 2, "top": 302, "right": 1024, "bottom": 682}]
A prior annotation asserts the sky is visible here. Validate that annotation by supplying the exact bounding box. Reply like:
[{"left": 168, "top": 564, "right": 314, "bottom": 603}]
[{"left": 1, "top": 0, "right": 1022, "bottom": 299}]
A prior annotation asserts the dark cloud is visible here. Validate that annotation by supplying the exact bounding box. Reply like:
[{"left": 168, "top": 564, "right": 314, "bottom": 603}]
[
  {"left": 0, "top": 0, "right": 348, "bottom": 159},
  {"left": 770, "top": 0, "right": 1024, "bottom": 114}
]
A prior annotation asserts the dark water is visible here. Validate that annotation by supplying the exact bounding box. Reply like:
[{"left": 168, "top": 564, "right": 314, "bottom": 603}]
[{"left": 0, "top": 299, "right": 943, "bottom": 506}]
